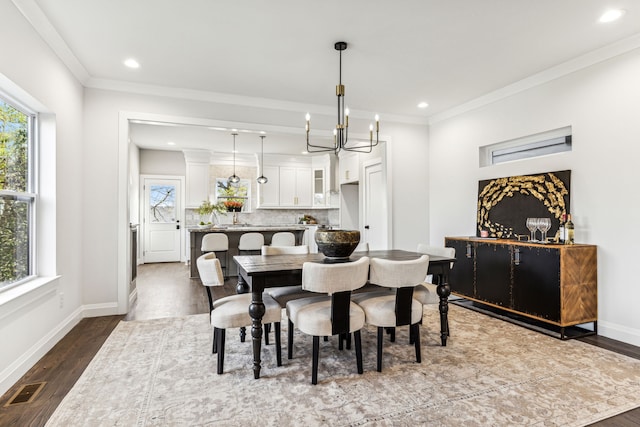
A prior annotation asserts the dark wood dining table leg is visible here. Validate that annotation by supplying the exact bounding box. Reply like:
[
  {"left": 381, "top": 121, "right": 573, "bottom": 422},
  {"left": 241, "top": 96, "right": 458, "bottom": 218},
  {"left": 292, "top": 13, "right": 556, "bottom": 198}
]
[
  {"left": 236, "top": 274, "right": 249, "bottom": 342},
  {"left": 436, "top": 282, "right": 451, "bottom": 346},
  {"left": 236, "top": 274, "right": 249, "bottom": 294},
  {"left": 248, "top": 288, "right": 265, "bottom": 379}
]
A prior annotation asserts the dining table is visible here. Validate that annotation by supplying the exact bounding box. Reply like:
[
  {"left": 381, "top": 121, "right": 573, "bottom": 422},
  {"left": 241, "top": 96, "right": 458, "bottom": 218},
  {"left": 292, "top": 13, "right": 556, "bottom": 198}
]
[{"left": 234, "top": 249, "right": 455, "bottom": 379}]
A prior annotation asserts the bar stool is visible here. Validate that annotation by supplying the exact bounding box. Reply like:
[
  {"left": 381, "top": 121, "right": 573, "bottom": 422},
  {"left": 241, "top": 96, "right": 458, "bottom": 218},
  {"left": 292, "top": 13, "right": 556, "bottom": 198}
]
[
  {"left": 238, "top": 232, "right": 264, "bottom": 255},
  {"left": 201, "top": 233, "right": 229, "bottom": 279},
  {"left": 271, "top": 232, "right": 295, "bottom": 246}
]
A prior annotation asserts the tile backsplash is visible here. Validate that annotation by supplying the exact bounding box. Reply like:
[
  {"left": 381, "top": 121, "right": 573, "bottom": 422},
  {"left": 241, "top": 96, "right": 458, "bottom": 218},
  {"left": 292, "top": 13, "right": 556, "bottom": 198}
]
[{"left": 186, "top": 208, "right": 339, "bottom": 227}]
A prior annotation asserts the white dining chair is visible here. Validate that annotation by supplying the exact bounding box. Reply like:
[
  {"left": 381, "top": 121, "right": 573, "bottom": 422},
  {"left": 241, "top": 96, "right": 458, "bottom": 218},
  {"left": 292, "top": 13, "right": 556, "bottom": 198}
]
[
  {"left": 196, "top": 252, "right": 282, "bottom": 373},
  {"left": 286, "top": 256, "right": 370, "bottom": 384},
  {"left": 262, "top": 245, "right": 312, "bottom": 307},
  {"left": 352, "top": 255, "right": 429, "bottom": 372},
  {"left": 413, "top": 244, "right": 455, "bottom": 305}
]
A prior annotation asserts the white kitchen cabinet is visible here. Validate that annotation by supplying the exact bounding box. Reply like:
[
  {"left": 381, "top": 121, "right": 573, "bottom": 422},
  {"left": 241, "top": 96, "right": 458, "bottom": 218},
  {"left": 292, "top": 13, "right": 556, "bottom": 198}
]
[
  {"left": 258, "top": 165, "right": 280, "bottom": 207},
  {"left": 339, "top": 152, "right": 360, "bottom": 184},
  {"left": 185, "top": 162, "right": 210, "bottom": 208},
  {"left": 279, "top": 167, "right": 312, "bottom": 207}
]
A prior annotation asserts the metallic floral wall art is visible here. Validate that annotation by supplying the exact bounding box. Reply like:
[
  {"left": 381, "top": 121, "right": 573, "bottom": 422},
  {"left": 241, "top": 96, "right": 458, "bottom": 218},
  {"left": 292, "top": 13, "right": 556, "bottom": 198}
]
[{"left": 477, "top": 170, "right": 571, "bottom": 239}]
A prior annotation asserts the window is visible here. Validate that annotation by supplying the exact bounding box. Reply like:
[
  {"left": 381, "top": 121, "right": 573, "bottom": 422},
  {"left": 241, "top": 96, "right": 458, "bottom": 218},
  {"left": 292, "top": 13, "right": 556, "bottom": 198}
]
[
  {"left": 479, "top": 126, "right": 572, "bottom": 167},
  {"left": 0, "top": 98, "right": 36, "bottom": 289}
]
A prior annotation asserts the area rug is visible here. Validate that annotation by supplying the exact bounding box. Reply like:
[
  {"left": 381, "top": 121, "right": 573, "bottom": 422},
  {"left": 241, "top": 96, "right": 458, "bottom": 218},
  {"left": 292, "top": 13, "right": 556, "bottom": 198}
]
[{"left": 46, "top": 305, "right": 640, "bottom": 426}]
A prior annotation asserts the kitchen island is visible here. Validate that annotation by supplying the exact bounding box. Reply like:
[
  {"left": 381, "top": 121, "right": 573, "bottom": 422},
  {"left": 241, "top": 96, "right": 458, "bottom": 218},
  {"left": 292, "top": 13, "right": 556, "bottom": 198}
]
[{"left": 189, "top": 226, "right": 306, "bottom": 278}]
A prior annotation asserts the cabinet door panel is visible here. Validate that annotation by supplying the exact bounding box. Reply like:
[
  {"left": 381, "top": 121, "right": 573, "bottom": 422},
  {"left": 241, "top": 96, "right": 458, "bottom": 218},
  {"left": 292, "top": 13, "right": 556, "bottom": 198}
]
[
  {"left": 295, "top": 168, "right": 312, "bottom": 206},
  {"left": 259, "top": 165, "right": 279, "bottom": 207},
  {"left": 475, "top": 242, "right": 511, "bottom": 307},
  {"left": 278, "top": 167, "right": 297, "bottom": 206},
  {"left": 513, "top": 245, "right": 561, "bottom": 321},
  {"left": 185, "top": 163, "right": 209, "bottom": 208},
  {"left": 446, "top": 239, "right": 475, "bottom": 298}
]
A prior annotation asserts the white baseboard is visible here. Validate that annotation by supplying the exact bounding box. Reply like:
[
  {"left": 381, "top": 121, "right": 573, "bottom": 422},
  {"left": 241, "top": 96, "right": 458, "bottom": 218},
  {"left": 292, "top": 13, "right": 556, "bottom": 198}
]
[
  {"left": 0, "top": 306, "right": 83, "bottom": 396},
  {"left": 81, "top": 302, "right": 120, "bottom": 317},
  {"left": 129, "top": 287, "right": 138, "bottom": 308},
  {"left": 0, "top": 300, "right": 125, "bottom": 396},
  {"left": 598, "top": 320, "right": 640, "bottom": 348}
]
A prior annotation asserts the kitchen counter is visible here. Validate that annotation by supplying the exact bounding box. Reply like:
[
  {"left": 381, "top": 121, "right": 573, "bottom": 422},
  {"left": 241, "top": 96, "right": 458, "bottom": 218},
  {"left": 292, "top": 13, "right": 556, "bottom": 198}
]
[{"left": 189, "top": 226, "right": 306, "bottom": 278}]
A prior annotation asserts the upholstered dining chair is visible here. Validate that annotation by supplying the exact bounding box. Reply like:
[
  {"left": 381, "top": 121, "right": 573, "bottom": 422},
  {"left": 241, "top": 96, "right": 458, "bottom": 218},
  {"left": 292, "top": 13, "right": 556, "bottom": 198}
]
[
  {"left": 352, "top": 255, "right": 430, "bottom": 372},
  {"left": 201, "top": 233, "right": 229, "bottom": 279},
  {"left": 262, "top": 245, "right": 312, "bottom": 308},
  {"left": 196, "top": 252, "right": 282, "bottom": 374},
  {"left": 413, "top": 244, "right": 455, "bottom": 306},
  {"left": 238, "top": 232, "right": 264, "bottom": 255},
  {"left": 271, "top": 231, "right": 296, "bottom": 246},
  {"left": 286, "top": 256, "right": 370, "bottom": 384}
]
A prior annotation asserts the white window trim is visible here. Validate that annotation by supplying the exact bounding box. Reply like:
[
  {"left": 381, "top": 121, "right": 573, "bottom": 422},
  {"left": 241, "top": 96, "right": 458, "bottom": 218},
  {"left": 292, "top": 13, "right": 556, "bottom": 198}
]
[
  {"left": 479, "top": 126, "right": 572, "bottom": 167},
  {"left": 0, "top": 73, "right": 57, "bottom": 301}
]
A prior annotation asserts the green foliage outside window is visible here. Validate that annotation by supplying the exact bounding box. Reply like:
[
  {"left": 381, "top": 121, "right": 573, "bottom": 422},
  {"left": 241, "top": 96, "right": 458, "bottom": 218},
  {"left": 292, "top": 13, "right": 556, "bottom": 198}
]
[{"left": 0, "top": 100, "right": 30, "bottom": 286}]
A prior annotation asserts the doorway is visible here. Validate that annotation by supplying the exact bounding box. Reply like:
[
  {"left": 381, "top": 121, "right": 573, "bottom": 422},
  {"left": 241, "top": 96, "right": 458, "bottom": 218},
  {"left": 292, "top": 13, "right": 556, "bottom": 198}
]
[
  {"left": 141, "top": 176, "right": 184, "bottom": 263},
  {"left": 363, "top": 159, "right": 388, "bottom": 250}
]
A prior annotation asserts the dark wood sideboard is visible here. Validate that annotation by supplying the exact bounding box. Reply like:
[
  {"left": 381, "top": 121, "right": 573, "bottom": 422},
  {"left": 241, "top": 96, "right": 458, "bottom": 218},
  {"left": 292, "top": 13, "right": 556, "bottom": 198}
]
[{"left": 445, "top": 237, "right": 597, "bottom": 339}]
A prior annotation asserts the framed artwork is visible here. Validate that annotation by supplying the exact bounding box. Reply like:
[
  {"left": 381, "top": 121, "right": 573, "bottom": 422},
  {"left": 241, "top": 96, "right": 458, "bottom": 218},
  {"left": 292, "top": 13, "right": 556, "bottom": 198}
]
[{"left": 477, "top": 170, "right": 570, "bottom": 239}]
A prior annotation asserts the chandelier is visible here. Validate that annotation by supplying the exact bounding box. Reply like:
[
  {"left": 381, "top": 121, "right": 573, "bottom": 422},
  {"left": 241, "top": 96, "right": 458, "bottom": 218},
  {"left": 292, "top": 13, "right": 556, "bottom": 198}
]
[
  {"left": 228, "top": 132, "right": 241, "bottom": 187},
  {"left": 305, "top": 41, "right": 380, "bottom": 154}
]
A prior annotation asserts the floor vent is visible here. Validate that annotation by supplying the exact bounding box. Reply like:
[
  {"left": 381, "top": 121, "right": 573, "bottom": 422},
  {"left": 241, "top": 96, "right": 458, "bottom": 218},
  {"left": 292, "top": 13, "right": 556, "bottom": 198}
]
[{"left": 4, "top": 382, "right": 46, "bottom": 406}]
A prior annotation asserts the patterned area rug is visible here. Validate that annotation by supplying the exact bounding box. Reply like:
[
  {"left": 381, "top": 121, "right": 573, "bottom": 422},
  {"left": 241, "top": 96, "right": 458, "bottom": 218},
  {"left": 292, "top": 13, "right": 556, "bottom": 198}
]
[{"left": 46, "top": 305, "right": 640, "bottom": 426}]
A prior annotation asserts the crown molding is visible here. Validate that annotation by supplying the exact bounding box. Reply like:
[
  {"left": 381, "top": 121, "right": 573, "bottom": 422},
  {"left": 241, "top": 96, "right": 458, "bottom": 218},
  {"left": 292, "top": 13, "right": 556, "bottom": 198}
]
[
  {"left": 12, "top": 0, "right": 90, "bottom": 83},
  {"left": 87, "top": 77, "right": 426, "bottom": 125},
  {"left": 428, "top": 32, "right": 640, "bottom": 125}
]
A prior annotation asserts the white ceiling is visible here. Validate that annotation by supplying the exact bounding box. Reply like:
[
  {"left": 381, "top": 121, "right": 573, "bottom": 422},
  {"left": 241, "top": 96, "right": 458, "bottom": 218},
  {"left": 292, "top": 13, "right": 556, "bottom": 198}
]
[{"left": 17, "top": 0, "right": 640, "bottom": 154}]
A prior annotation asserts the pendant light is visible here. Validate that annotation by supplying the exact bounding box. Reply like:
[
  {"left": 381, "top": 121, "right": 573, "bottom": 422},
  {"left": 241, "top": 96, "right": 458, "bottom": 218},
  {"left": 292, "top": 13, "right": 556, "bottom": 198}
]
[
  {"left": 257, "top": 135, "right": 268, "bottom": 184},
  {"left": 228, "top": 132, "right": 241, "bottom": 187}
]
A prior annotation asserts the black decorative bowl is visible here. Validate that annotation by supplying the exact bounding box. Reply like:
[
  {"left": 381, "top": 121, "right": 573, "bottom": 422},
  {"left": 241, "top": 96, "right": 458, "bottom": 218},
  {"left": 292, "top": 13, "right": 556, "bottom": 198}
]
[{"left": 315, "top": 229, "right": 360, "bottom": 260}]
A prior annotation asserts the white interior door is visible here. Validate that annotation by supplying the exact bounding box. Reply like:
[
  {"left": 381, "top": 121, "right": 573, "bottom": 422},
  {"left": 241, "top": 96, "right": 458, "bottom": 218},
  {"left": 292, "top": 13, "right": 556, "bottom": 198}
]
[
  {"left": 143, "top": 178, "right": 182, "bottom": 263},
  {"left": 363, "top": 160, "right": 388, "bottom": 250}
]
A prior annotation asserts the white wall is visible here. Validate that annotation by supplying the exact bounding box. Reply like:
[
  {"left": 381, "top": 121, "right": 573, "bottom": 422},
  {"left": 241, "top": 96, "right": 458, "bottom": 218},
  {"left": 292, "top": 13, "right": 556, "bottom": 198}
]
[
  {"left": 384, "top": 123, "right": 429, "bottom": 251},
  {"left": 429, "top": 47, "right": 640, "bottom": 346},
  {"left": 0, "top": 2, "right": 85, "bottom": 395},
  {"left": 140, "top": 149, "right": 186, "bottom": 176}
]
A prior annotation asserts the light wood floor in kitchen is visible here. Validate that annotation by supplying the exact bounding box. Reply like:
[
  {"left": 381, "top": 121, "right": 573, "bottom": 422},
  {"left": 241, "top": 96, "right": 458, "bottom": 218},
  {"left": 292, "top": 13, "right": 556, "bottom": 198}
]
[{"left": 1, "top": 262, "right": 639, "bottom": 426}]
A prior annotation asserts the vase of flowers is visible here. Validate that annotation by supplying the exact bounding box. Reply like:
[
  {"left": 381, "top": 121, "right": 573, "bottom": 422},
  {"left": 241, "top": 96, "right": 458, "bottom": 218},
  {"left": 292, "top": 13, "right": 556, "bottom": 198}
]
[
  {"left": 196, "top": 200, "right": 227, "bottom": 225},
  {"left": 224, "top": 200, "right": 243, "bottom": 212}
]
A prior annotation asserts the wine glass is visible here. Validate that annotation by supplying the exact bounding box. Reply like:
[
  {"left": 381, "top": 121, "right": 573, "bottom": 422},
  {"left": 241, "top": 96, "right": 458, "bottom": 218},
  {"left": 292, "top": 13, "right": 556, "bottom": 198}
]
[
  {"left": 526, "top": 218, "right": 538, "bottom": 242},
  {"left": 538, "top": 217, "right": 551, "bottom": 242}
]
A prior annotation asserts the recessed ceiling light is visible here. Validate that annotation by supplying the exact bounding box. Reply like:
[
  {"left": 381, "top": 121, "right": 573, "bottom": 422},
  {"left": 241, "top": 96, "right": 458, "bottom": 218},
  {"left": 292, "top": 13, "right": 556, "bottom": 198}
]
[
  {"left": 417, "top": 102, "right": 429, "bottom": 109},
  {"left": 167, "top": 141, "right": 176, "bottom": 146},
  {"left": 124, "top": 58, "right": 140, "bottom": 69},
  {"left": 599, "top": 9, "right": 626, "bottom": 23}
]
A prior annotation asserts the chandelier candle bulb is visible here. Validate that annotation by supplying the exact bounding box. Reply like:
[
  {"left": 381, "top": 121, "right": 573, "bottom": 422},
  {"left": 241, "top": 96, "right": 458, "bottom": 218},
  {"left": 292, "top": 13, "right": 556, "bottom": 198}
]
[{"left": 369, "top": 124, "right": 373, "bottom": 140}]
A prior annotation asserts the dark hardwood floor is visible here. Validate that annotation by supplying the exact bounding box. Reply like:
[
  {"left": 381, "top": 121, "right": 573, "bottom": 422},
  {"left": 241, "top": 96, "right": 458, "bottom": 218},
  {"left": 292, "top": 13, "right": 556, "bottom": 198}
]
[{"left": 1, "top": 262, "right": 638, "bottom": 426}]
